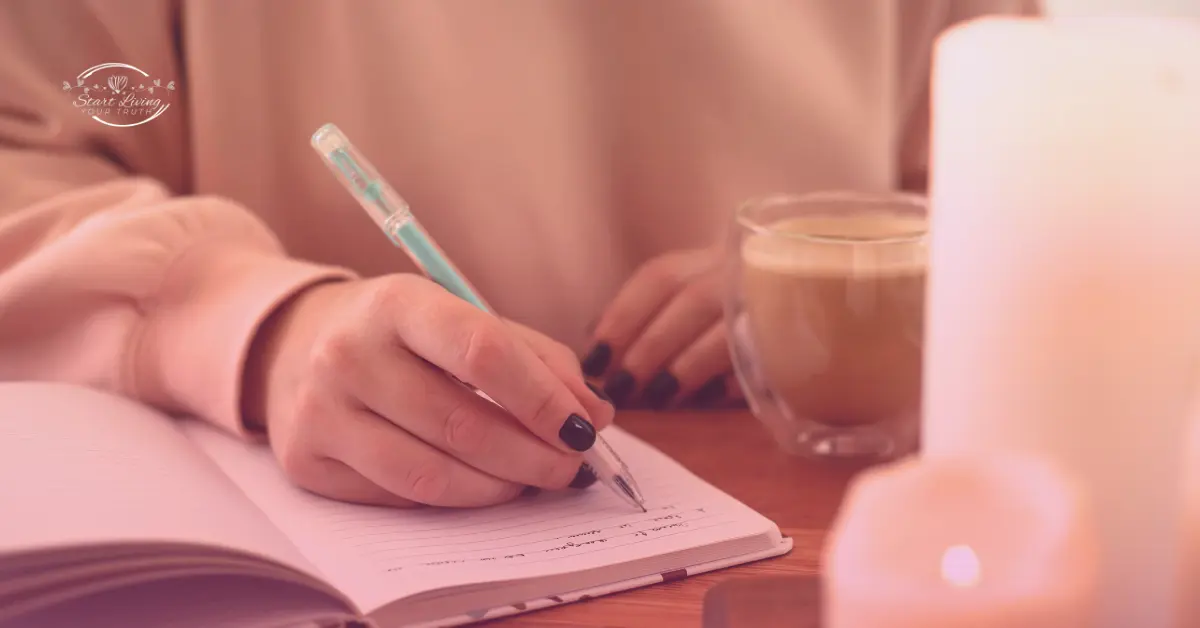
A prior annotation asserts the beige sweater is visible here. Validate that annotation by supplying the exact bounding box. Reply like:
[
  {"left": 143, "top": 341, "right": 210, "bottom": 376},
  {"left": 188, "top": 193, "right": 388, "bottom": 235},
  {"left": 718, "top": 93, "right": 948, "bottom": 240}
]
[{"left": 0, "top": 0, "right": 1037, "bottom": 435}]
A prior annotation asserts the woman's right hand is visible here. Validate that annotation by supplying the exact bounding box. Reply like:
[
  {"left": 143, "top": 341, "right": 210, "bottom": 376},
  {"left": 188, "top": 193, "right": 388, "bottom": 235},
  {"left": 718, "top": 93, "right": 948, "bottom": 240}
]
[{"left": 243, "top": 274, "right": 615, "bottom": 508}]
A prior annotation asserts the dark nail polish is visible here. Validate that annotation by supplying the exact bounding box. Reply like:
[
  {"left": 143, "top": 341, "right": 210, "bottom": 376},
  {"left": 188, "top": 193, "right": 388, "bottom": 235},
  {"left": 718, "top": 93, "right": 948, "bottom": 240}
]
[
  {"left": 558, "top": 413, "right": 596, "bottom": 451},
  {"left": 691, "top": 375, "right": 727, "bottom": 407},
  {"left": 580, "top": 343, "right": 612, "bottom": 377},
  {"left": 569, "top": 464, "right": 598, "bottom": 489},
  {"left": 643, "top": 371, "right": 680, "bottom": 409},
  {"left": 521, "top": 485, "right": 542, "bottom": 497},
  {"left": 585, "top": 381, "right": 612, "bottom": 405},
  {"left": 603, "top": 370, "right": 636, "bottom": 405}
]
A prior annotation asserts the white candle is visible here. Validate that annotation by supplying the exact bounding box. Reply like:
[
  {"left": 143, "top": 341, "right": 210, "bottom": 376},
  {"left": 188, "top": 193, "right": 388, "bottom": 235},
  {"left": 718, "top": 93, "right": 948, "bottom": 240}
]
[
  {"left": 823, "top": 454, "right": 1099, "bottom": 628},
  {"left": 1180, "top": 406, "right": 1200, "bottom": 626},
  {"left": 923, "top": 16, "right": 1200, "bottom": 628},
  {"left": 1043, "top": 0, "right": 1200, "bottom": 20}
]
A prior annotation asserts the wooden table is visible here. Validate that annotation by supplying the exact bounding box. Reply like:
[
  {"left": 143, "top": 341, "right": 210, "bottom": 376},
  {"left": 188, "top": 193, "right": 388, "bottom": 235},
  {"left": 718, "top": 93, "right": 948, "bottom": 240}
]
[{"left": 488, "top": 409, "right": 874, "bottom": 627}]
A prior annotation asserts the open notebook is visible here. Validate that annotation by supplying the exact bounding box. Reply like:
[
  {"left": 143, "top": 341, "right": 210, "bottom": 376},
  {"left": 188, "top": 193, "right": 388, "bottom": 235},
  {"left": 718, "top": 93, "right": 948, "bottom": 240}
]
[{"left": 0, "top": 383, "right": 790, "bottom": 627}]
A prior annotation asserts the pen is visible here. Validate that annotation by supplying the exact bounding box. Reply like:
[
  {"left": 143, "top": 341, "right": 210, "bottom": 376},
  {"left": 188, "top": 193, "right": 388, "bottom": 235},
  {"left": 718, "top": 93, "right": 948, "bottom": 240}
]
[{"left": 310, "top": 123, "right": 646, "bottom": 513}]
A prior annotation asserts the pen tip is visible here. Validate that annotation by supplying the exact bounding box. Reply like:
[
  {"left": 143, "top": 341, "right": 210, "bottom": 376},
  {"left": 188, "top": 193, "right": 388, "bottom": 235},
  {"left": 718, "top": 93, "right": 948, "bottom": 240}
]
[{"left": 614, "top": 475, "right": 646, "bottom": 512}]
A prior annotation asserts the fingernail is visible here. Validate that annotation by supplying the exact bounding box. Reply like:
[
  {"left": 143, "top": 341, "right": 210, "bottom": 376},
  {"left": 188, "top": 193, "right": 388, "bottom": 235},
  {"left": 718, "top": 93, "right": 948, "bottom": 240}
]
[
  {"left": 558, "top": 414, "right": 596, "bottom": 451},
  {"left": 585, "top": 381, "right": 612, "bottom": 405},
  {"left": 690, "top": 375, "right": 727, "bottom": 406},
  {"left": 521, "top": 485, "right": 542, "bottom": 497},
  {"left": 569, "top": 464, "right": 598, "bottom": 489},
  {"left": 580, "top": 342, "right": 612, "bottom": 378},
  {"left": 643, "top": 371, "right": 680, "bottom": 409},
  {"left": 603, "top": 370, "right": 636, "bottom": 405}
]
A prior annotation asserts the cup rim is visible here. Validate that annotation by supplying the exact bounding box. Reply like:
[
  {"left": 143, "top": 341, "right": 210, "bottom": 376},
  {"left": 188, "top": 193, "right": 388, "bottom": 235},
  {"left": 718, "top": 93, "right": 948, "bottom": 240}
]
[{"left": 735, "top": 190, "right": 929, "bottom": 245}]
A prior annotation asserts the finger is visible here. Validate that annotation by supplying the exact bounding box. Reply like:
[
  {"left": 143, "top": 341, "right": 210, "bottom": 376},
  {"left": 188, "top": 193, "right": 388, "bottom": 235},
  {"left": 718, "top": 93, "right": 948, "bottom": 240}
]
[
  {"left": 687, "top": 375, "right": 733, "bottom": 408},
  {"left": 617, "top": 279, "right": 723, "bottom": 407},
  {"left": 291, "top": 457, "right": 423, "bottom": 508},
  {"left": 331, "top": 407, "right": 525, "bottom": 508},
  {"left": 387, "top": 277, "right": 601, "bottom": 455},
  {"left": 689, "top": 374, "right": 747, "bottom": 408},
  {"left": 726, "top": 373, "right": 746, "bottom": 401},
  {"left": 269, "top": 388, "right": 425, "bottom": 508},
  {"left": 665, "top": 322, "right": 734, "bottom": 407},
  {"left": 347, "top": 346, "right": 589, "bottom": 490},
  {"left": 714, "top": 373, "right": 746, "bottom": 405},
  {"left": 582, "top": 254, "right": 710, "bottom": 378},
  {"left": 505, "top": 319, "right": 616, "bottom": 431}
]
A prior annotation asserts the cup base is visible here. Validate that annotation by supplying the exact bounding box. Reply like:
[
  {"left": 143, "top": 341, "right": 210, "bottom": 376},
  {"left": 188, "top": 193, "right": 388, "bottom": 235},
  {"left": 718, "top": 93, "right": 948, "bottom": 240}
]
[
  {"left": 728, "top": 312, "right": 920, "bottom": 462},
  {"left": 795, "top": 424, "right": 898, "bottom": 460}
]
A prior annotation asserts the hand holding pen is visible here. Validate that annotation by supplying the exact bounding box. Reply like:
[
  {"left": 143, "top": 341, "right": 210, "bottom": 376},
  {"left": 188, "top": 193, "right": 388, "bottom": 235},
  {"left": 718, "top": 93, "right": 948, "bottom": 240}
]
[
  {"left": 241, "top": 123, "right": 646, "bottom": 512},
  {"left": 237, "top": 150, "right": 626, "bottom": 512},
  {"left": 243, "top": 252, "right": 621, "bottom": 509}
]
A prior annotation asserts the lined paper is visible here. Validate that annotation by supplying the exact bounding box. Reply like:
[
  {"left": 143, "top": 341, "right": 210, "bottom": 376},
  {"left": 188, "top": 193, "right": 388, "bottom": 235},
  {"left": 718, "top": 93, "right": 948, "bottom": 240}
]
[
  {"left": 328, "top": 492, "right": 719, "bottom": 574},
  {"left": 182, "top": 422, "right": 775, "bottom": 613}
]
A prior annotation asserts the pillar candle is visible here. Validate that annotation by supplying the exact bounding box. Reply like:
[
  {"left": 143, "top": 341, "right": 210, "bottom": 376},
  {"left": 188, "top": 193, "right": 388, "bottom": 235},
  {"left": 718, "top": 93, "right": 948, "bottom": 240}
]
[
  {"left": 923, "top": 16, "right": 1200, "bottom": 628},
  {"left": 823, "top": 454, "right": 1099, "bottom": 628},
  {"left": 1043, "top": 0, "right": 1200, "bottom": 20},
  {"left": 1179, "top": 406, "right": 1200, "bottom": 626}
]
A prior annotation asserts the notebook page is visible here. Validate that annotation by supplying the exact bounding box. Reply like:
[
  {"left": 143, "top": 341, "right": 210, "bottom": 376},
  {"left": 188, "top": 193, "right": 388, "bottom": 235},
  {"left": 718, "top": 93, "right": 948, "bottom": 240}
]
[
  {"left": 7, "top": 573, "right": 353, "bottom": 628},
  {"left": 0, "top": 383, "right": 327, "bottom": 588},
  {"left": 183, "top": 421, "right": 778, "bottom": 614}
]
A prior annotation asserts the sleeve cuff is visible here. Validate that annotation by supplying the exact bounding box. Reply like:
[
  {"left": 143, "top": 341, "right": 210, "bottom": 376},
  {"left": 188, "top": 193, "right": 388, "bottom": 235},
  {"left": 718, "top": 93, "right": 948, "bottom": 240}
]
[{"left": 140, "top": 246, "right": 357, "bottom": 437}]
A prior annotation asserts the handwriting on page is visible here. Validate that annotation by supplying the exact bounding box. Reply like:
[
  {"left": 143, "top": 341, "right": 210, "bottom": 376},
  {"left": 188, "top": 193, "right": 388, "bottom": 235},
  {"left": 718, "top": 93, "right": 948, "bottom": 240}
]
[
  {"left": 181, "top": 419, "right": 756, "bottom": 591},
  {"left": 290, "top": 477, "right": 737, "bottom": 576},
  {"left": 374, "top": 505, "right": 719, "bottom": 572}
]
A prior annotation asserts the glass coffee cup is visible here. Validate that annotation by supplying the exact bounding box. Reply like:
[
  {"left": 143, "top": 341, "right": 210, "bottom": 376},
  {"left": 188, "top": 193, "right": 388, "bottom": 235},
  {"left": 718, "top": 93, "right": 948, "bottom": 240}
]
[{"left": 724, "top": 191, "right": 927, "bottom": 460}]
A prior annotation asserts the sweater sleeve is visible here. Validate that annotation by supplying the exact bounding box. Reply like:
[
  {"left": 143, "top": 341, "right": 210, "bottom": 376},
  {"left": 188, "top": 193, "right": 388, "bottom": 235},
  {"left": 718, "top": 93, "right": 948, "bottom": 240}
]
[
  {"left": 0, "top": 178, "right": 357, "bottom": 436},
  {"left": 895, "top": 0, "right": 1042, "bottom": 191},
  {"left": 0, "top": 1, "right": 357, "bottom": 436}
]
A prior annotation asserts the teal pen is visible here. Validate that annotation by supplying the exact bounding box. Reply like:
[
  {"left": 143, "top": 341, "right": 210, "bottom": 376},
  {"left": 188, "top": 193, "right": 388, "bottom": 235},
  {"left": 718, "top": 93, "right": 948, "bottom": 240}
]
[{"left": 311, "top": 123, "right": 646, "bottom": 512}]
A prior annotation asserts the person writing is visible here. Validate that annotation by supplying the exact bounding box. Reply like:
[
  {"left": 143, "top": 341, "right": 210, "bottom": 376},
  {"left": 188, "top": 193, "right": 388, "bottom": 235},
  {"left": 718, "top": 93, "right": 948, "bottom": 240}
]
[{"left": 0, "top": 0, "right": 1038, "bottom": 509}]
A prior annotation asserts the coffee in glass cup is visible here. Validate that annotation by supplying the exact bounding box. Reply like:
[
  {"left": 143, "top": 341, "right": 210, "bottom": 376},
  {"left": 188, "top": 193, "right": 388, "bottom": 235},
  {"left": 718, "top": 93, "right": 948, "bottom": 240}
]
[{"left": 725, "top": 191, "right": 927, "bottom": 460}]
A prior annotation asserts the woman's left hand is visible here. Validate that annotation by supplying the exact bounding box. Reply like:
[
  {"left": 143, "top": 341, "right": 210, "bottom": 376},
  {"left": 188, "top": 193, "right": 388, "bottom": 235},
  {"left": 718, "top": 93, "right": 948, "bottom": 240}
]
[{"left": 580, "top": 248, "right": 743, "bottom": 409}]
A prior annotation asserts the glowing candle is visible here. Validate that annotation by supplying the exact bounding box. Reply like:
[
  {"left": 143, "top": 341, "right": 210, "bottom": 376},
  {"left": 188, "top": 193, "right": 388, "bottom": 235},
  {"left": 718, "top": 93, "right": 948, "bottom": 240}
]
[
  {"left": 823, "top": 454, "right": 1099, "bottom": 628},
  {"left": 922, "top": 15, "right": 1200, "bottom": 628}
]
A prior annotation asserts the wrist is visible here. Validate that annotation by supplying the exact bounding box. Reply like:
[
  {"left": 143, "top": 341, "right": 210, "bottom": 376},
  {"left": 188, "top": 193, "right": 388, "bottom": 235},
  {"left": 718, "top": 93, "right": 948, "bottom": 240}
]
[{"left": 242, "top": 279, "right": 347, "bottom": 434}]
